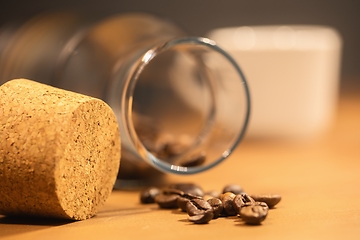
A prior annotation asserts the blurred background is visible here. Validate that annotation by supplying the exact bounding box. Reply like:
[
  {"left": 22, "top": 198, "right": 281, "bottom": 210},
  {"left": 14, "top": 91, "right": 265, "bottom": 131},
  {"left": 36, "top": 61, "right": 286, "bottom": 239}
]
[
  {"left": 0, "top": 0, "right": 359, "bottom": 82},
  {"left": 0, "top": 0, "right": 359, "bottom": 141}
]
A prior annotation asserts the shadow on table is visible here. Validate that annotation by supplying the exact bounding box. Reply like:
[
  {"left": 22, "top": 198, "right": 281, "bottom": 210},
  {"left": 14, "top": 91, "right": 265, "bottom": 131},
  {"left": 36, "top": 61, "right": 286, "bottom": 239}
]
[
  {"left": 95, "top": 207, "right": 154, "bottom": 218},
  {"left": 0, "top": 215, "right": 73, "bottom": 238}
]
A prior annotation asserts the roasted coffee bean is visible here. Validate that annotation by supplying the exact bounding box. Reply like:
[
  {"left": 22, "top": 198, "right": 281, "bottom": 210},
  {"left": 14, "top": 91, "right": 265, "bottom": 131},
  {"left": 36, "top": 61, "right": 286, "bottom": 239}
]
[
  {"left": 134, "top": 113, "right": 194, "bottom": 160},
  {"left": 222, "top": 184, "right": 244, "bottom": 195},
  {"left": 177, "top": 192, "right": 203, "bottom": 211},
  {"left": 219, "top": 192, "right": 237, "bottom": 216},
  {"left": 151, "top": 133, "right": 174, "bottom": 153},
  {"left": 178, "top": 151, "right": 206, "bottom": 167},
  {"left": 192, "top": 198, "right": 213, "bottom": 211},
  {"left": 186, "top": 198, "right": 213, "bottom": 216},
  {"left": 140, "top": 187, "right": 161, "bottom": 204},
  {"left": 164, "top": 135, "right": 193, "bottom": 157},
  {"left": 256, "top": 201, "right": 269, "bottom": 210},
  {"left": 137, "top": 126, "right": 168, "bottom": 157},
  {"left": 162, "top": 188, "right": 184, "bottom": 196},
  {"left": 177, "top": 196, "right": 191, "bottom": 212},
  {"left": 239, "top": 202, "right": 269, "bottom": 225},
  {"left": 155, "top": 193, "right": 179, "bottom": 209},
  {"left": 183, "top": 192, "right": 202, "bottom": 200},
  {"left": 150, "top": 137, "right": 172, "bottom": 159},
  {"left": 233, "top": 193, "right": 255, "bottom": 214},
  {"left": 188, "top": 210, "right": 214, "bottom": 224},
  {"left": 207, "top": 198, "right": 223, "bottom": 219},
  {"left": 167, "top": 183, "right": 204, "bottom": 197},
  {"left": 242, "top": 201, "right": 269, "bottom": 211},
  {"left": 186, "top": 200, "right": 204, "bottom": 216},
  {"left": 250, "top": 194, "right": 282, "bottom": 208}
]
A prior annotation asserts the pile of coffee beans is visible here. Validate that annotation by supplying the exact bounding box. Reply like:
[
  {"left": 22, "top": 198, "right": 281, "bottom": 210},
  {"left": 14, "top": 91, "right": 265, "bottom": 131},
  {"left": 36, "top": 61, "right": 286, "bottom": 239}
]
[{"left": 139, "top": 183, "right": 281, "bottom": 225}]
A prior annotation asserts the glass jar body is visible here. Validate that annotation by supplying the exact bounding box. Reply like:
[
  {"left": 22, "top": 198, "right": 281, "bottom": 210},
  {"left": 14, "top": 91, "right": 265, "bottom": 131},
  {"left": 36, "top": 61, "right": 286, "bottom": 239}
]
[{"left": 0, "top": 12, "right": 250, "bottom": 187}]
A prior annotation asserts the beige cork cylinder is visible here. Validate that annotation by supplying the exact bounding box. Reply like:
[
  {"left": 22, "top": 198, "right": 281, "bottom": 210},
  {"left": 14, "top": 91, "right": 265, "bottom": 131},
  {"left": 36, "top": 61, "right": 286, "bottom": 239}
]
[{"left": 0, "top": 79, "right": 121, "bottom": 220}]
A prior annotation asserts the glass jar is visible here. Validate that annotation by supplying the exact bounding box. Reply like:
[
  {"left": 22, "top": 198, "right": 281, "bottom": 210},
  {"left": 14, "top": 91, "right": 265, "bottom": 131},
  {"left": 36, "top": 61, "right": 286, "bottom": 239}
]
[{"left": 0, "top": 12, "right": 250, "bottom": 187}]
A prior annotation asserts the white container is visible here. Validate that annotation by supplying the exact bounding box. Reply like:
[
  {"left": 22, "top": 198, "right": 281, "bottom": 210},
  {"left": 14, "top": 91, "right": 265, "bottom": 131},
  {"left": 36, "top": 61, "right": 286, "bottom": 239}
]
[{"left": 207, "top": 25, "right": 342, "bottom": 140}]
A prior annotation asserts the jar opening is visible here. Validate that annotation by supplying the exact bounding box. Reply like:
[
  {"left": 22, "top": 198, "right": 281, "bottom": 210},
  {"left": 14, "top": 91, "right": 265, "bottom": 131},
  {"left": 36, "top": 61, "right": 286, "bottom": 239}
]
[{"left": 125, "top": 37, "right": 250, "bottom": 174}]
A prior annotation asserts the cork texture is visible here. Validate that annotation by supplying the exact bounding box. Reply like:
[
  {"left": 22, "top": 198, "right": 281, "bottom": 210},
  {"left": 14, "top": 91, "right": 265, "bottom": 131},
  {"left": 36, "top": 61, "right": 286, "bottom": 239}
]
[{"left": 0, "top": 79, "right": 121, "bottom": 220}]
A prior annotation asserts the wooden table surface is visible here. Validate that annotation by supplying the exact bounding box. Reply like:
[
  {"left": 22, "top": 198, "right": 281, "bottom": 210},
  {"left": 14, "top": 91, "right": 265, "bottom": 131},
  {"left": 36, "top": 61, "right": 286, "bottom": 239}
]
[{"left": 1, "top": 83, "right": 359, "bottom": 240}]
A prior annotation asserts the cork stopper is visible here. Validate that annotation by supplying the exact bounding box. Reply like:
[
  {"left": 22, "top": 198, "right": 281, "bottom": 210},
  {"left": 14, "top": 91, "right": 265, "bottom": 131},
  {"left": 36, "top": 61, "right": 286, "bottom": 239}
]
[{"left": 0, "top": 79, "right": 121, "bottom": 220}]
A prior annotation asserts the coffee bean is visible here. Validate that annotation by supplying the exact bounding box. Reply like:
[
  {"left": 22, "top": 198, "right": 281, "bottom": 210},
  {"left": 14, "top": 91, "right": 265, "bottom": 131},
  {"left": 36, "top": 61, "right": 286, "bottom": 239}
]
[
  {"left": 164, "top": 135, "right": 193, "bottom": 157},
  {"left": 186, "top": 198, "right": 214, "bottom": 224},
  {"left": 233, "top": 193, "right": 255, "bottom": 214},
  {"left": 183, "top": 192, "right": 202, "bottom": 200},
  {"left": 192, "top": 198, "right": 213, "bottom": 211},
  {"left": 177, "top": 192, "right": 202, "bottom": 212},
  {"left": 188, "top": 210, "right": 214, "bottom": 224},
  {"left": 222, "top": 184, "right": 244, "bottom": 195},
  {"left": 162, "top": 188, "right": 184, "bottom": 196},
  {"left": 155, "top": 193, "right": 179, "bottom": 209},
  {"left": 242, "top": 201, "right": 269, "bottom": 211},
  {"left": 219, "top": 192, "right": 237, "bottom": 216},
  {"left": 250, "top": 194, "right": 281, "bottom": 208},
  {"left": 178, "top": 151, "right": 206, "bottom": 167},
  {"left": 155, "top": 188, "right": 186, "bottom": 209},
  {"left": 150, "top": 133, "right": 174, "bottom": 153},
  {"left": 167, "top": 183, "right": 204, "bottom": 197},
  {"left": 134, "top": 113, "right": 205, "bottom": 162},
  {"left": 239, "top": 202, "right": 269, "bottom": 225},
  {"left": 177, "top": 197, "right": 191, "bottom": 212},
  {"left": 140, "top": 187, "right": 161, "bottom": 204},
  {"left": 186, "top": 200, "right": 205, "bottom": 216},
  {"left": 255, "top": 201, "right": 269, "bottom": 210},
  {"left": 207, "top": 198, "right": 223, "bottom": 219},
  {"left": 185, "top": 198, "right": 213, "bottom": 216},
  {"left": 136, "top": 123, "right": 195, "bottom": 160}
]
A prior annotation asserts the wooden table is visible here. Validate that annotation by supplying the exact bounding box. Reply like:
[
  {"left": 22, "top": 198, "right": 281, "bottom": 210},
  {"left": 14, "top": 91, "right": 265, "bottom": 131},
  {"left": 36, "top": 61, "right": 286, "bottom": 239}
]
[{"left": 1, "top": 83, "right": 359, "bottom": 240}]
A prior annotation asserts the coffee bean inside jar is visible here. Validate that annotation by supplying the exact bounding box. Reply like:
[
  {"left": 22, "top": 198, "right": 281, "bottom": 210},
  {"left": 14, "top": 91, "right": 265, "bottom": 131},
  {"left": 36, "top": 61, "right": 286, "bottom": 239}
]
[{"left": 133, "top": 111, "right": 209, "bottom": 169}]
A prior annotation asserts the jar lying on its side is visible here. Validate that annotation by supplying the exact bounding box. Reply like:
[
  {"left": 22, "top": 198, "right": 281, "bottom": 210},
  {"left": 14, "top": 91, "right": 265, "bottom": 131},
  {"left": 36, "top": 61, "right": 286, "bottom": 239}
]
[{"left": 0, "top": 12, "right": 250, "bottom": 187}]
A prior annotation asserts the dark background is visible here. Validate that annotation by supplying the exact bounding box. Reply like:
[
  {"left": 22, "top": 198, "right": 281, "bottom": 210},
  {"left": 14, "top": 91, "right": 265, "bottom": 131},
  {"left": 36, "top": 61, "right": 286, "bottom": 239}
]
[{"left": 1, "top": 0, "right": 359, "bottom": 83}]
